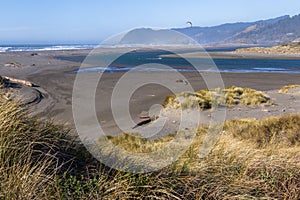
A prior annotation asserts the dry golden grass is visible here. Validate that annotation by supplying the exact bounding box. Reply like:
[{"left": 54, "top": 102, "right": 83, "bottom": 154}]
[
  {"left": 279, "top": 84, "right": 300, "bottom": 94},
  {"left": 106, "top": 114, "right": 300, "bottom": 199},
  {"left": 0, "top": 95, "right": 88, "bottom": 199},
  {"left": 0, "top": 86, "right": 299, "bottom": 199},
  {"left": 236, "top": 43, "right": 300, "bottom": 54},
  {"left": 4, "top": 61, "right": 21, "bottom": 68},
  {"left": 163, "top": 86, "right": 272, "bottom": 110},
  {"left": 107, "top": 133, "right": 176, "bottom": 153}
]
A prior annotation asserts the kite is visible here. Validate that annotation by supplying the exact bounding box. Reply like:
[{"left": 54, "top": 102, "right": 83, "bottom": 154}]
[{"left": 186, "top": 21, "right": 193, "bottom": 27}]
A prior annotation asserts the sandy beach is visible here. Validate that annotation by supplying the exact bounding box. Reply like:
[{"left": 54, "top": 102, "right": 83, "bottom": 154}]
[{"left": 1, "top": 49, "right": 300, "bottom": 136}]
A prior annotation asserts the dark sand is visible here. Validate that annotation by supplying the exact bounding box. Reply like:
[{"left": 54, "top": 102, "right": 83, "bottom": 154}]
[{"left": 1, "top": 49, "right": 300, "bottom": 136}]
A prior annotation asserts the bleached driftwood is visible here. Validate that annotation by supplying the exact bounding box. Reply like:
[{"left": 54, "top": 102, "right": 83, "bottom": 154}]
[{"left": 2, "top": 76, "right": 35, "bottom": 87}]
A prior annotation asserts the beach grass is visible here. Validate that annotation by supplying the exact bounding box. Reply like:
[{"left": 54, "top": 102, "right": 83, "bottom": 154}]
[
  {"left": 0, "top": 96, "right": 91, "bottom": 199},
  {"left": 0, "top": 87, "right": 299, "bottom": 199},
  {"left": 279, "top": 84, "right": 300, "bottom": 94},
  {"left": 235, "top": 43, "right": 300, "bottom": 54},
  {"left": 104, "top": 114, "right": 300, "bottom": 199},
  {"left": 4, "top": 61, "right": 21, "bottom": 68},
  {"left": 163, "top": 86, "right": 272, "bottom": 110},
  {"left": 0, "top": 76, "right": 6, "bottom": 88},
  {"left": 107, "top": 133, "right": 176, "bottom": 153}
]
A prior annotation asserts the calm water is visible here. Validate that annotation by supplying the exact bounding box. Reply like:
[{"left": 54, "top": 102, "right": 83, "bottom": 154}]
[{"left": 57, "top": 48, "right": 300, "bottom": 74}]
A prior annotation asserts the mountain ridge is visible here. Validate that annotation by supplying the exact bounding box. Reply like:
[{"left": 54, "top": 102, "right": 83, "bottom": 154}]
[
  {"left": 118, "top": 14, "right": 300, "bottom": 46},
  {"left": 173, "top": 15, "right": 296, "bottom": 45}
]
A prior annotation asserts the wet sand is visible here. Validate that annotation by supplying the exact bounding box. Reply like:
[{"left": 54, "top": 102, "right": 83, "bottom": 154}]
[{"left": 1, "top": 49, "right": 300, "bottom": 136}]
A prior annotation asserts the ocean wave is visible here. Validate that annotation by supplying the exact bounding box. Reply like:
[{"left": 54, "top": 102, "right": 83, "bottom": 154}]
[
  {"left": 0, "top": 47, "right": 10, "bottom": 52},
  {"left": 0, "top": 44, "right": 96, "bottom": 52},
  {"left": 252, "top": 67, "right": 286, "bottom": 71}
]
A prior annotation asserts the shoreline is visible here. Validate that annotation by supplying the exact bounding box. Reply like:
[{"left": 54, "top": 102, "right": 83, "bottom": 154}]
[{"left": 161, "top": 50, "right": 300, "bottom": 60}]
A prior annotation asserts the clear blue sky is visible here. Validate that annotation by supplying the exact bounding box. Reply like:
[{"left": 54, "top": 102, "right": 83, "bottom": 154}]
[{"left": 1, "top": 0, "right": 300, "bottom": 44}]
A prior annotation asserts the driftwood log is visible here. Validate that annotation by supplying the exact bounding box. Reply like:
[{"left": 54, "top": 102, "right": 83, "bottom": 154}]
[{"left": 2, "top": 76, "right": 35, "bottom": 87}]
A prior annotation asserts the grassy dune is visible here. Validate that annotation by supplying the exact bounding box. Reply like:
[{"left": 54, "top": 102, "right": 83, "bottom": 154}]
[
  {"left": 0, "top": 87, "right": 300, "bottom": 199},
  {"left": 163, "top": 86, "right": 272, "bottom": 110}
]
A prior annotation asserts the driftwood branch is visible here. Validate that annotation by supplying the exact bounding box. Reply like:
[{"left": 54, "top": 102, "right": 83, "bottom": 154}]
[{"left": 2, "top": 76, "right": 36, "bottom": 87}]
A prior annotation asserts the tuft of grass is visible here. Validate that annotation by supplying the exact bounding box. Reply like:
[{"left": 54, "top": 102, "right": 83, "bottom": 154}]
[
  {"left": 163, "top": 86, "right": 272, "bottom": 110},
  {"left": 107, "top": 133, "right": 176, "bottom": 153},
  {"left": 225, "top": 86, "right": 272, "bottom": 105},
  {"left": 0, "top": 76, "right": 7, "bottom": 88},
  {"left": 4, "top": 61, "right": 21, "bottom": 68},
  {"left": 224, "top": 114, "right": 300, "bottom": 148},
  {"left": 162, "top": 94, "right": 177, "bottom": 108},
  {"left": 279, "top": 84, "right": 300, "bottom": 94}
]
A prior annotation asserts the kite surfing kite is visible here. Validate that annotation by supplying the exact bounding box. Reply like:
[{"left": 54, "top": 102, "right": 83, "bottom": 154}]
[{"left": 186, "top": 21, "right": 193, "bottom": 27}]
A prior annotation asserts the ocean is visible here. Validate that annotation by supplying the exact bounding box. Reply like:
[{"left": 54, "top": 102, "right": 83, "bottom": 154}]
[{"left": 0, "top": 44, "right": 96, "bottom": 52}]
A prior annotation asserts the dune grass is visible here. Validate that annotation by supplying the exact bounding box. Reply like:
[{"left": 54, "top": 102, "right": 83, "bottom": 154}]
[
  {"left": 0, "top": 76, "right": 6, "bottom": 88},
  {"left": 106, "top": 114, "right": 300, "bottom": 199},
  {"left": 163, "top": 86, "right": 272, "bottom": 110},
  {"left": 0, "top": 96, "right": 91, "bottom": 199},
  {"left": 4, "top": 61, "right": 21, "bottom": 68},
  {"left": 279, "top": 84, "right": 300, "bottom": 94},
  {"left": 107, "top": 133, "right": 176, "bottom": 153},
  {"left": 0, "top": 87, "right": 299, "bottom": 199},
  {"left": 236, "top": 43, "right": 300, "bottom": 54}
]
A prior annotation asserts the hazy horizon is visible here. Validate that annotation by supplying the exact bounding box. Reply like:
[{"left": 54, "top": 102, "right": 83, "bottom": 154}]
[{"left": 1, "top": 0, "right": 300, "bottom": 44}]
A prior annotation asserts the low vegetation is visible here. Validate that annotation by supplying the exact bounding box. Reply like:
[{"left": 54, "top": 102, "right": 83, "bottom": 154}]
[
  {"left": 0, "top": 86, "right": 299, "bottom": 199},
  {"left": 107, "top": 133, "right": 176, "bottom": 154},
  {"left": 279, "top": 84, "right": 300, "bottom": 94},
  {"left": 4, "top": 61, "right": 21, "bottom": 68},
  {"left": 0, "top": 76, "right": 6, "bottom": 88},
  {"left": 236, "top": 43, "right": 300, "bottom": 54},
  {"left": 0, "top": 96, "right": 91, "bottom": 199},
  {"left": 163, "top": 86, "right": 272, "bottom": 110},
  {"left": 106, "top": 114, "right": 300, "bottom": 199}
]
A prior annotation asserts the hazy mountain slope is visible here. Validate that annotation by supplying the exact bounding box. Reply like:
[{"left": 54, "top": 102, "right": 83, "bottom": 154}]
[
  {"left": 173, "top": 15, "right": 290, "bottom": 45},
  {"left": 119, "top": 28, "right": 196, "bottom": 45},
  {"left": 172, "top": 23, "right": 253, "bottom": 45},
  {"left": 118, "top": 15, "right": 300, "bottom": 46},
  {"left": 228, "top": 14, "right": 300, "bottom": 45}
]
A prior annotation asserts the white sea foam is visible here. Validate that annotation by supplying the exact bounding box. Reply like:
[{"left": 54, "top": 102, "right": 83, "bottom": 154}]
[
  {"left": 0, "top": 47, "right": 10, "bottom": 52},
  {"left": 0, "top": 44, "right": 96, "bottom": 52},
  {"left": 252, "top": 67, "right": 286, "bottom": 71}
]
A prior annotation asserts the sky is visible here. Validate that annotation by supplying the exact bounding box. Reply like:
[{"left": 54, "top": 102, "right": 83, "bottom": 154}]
[{"left": 1, "top": 0, "right": 300, "bottom": 44}]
